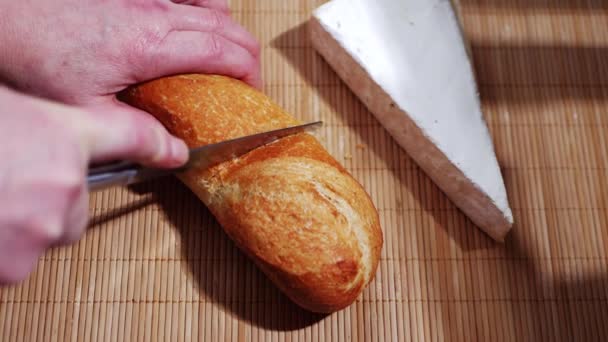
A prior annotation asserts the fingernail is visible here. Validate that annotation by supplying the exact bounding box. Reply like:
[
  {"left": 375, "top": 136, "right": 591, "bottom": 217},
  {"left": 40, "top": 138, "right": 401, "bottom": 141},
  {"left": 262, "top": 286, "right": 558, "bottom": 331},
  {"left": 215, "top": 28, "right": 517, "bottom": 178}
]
[{"left": 171, "top": 138, "right": 189, "bottom": 166}]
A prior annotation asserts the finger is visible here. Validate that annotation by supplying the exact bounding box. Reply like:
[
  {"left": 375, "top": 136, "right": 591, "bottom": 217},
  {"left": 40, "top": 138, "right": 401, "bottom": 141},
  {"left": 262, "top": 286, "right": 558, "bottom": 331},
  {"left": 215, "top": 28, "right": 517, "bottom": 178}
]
[
  {"left": 0, "top": 244, "right": 43, "bottom": 284},
  {"left": 34, "top": 96, "right": 189, "bottom": 168},
  {"left": 0, "top": 184, "right": 83, "bottom": 283},
  {"left": 60, "top": 182, "right": 89, "bottom": 244},
  {"left": 170, "top": 0, "right": 230, "bottom": 14},
  {"left": 169, "top": 6, "right": 260, "bottom": 58},
  {"left": 146, "top": 30, "right": 261, "bottom": 88},
  {"left": 0, "top": 223, "right": 45, "bottom": 284},
  {"left": 19, "top": 180, "right": 88, "bottom": 247},
  {"left": 83, "top": 101, "right": 189, "bottom": 168}
]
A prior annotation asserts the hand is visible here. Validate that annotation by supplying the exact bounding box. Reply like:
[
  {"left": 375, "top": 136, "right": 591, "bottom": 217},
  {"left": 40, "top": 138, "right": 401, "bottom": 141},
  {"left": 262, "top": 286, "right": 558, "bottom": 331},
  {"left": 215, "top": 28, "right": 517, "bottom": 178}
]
[
  {"left": 0, "top": 0, "right": 261, "bottom": 107},
  {"left": 0, "top": 86, "right": 188, "bottom": 284}
]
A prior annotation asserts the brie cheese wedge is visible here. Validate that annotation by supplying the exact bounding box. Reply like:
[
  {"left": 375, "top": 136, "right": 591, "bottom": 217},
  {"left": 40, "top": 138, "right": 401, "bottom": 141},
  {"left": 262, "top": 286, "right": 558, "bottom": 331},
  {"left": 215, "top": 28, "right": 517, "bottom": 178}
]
[{"left": 310, "top": 0, "right": 513, "bottom": 241}]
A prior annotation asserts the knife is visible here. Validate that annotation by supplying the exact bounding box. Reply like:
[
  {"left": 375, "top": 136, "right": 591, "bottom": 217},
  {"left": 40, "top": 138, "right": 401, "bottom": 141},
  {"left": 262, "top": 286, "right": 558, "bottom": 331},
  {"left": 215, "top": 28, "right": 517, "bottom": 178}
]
[{"left": 87, "top": 121, "right": 323, "bottom": 191}]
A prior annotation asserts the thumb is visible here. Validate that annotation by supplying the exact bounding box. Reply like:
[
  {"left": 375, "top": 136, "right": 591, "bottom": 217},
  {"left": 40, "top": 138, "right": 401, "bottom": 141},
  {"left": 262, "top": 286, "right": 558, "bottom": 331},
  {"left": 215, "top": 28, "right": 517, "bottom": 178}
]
[{"left": 82, "top": 101, "right": 189, "bottom": 168}]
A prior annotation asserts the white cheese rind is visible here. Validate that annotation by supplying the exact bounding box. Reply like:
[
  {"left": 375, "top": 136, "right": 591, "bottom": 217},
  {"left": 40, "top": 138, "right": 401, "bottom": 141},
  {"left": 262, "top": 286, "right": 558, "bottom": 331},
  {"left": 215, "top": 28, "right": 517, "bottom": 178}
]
[{"left": 311, "top": 0, "right": 513, "bottom": 238}]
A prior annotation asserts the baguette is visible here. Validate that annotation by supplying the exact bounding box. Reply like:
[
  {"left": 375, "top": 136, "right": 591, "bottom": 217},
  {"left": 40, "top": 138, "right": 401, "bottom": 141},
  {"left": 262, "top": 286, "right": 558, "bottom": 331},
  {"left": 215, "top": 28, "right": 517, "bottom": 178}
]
[{"left": 119, "top": 74, "right": 383, "bottom": 313}]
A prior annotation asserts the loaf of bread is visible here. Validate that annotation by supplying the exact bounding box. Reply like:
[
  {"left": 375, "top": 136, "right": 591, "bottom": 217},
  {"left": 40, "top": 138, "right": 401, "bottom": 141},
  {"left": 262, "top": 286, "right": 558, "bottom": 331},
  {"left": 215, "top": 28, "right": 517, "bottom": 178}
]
[{"left": 119, "top": 75, "right": 383, "bottom": 313}]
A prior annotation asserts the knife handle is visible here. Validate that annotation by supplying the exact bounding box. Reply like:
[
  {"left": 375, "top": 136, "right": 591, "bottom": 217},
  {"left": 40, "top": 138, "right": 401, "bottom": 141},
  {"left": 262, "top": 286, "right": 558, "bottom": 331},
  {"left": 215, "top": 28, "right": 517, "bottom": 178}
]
[{"left": 87, "top": 169, "right": 139, "bottom": 192}]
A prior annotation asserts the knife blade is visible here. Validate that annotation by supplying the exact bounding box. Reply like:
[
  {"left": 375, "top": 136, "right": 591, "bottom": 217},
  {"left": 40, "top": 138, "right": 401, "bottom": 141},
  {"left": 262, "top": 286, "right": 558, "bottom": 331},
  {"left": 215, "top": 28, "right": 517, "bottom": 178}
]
[{"left": 87, "top": 121, "right": 323, "bottom": 191}]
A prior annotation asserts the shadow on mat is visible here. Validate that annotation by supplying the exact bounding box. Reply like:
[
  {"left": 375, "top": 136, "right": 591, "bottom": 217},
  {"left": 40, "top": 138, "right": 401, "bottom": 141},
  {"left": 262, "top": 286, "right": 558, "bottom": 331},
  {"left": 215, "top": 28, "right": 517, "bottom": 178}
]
[
  {"left": 498, "top": 232, "right": 607, "bottom": 341},
  {"left": 87, "top": 196, "right": 156, "bottom": 229},
  {"left": 471, "top": 44, "right": 608, "bottom": 103},
  {"left": 124, "top": 178, "right": 326, "bottom": 331}
]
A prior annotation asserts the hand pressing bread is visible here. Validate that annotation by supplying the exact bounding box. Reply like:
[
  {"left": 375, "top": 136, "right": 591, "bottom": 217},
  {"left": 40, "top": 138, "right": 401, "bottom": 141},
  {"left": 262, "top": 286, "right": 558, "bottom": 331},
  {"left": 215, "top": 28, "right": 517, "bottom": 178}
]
[
  {"left": 120, "top": 74, "right": 383, "bottom": 313},
  {"left": 0, "top": 0, "right": 260, "bottom": 118}
]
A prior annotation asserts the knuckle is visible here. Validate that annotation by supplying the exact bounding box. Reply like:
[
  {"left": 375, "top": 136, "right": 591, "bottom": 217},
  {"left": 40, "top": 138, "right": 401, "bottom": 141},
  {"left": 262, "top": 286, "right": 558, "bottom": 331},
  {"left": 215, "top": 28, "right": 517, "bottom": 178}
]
[
  {"left": 204, "top": 33, "right": 224, "bottom": 59},
  {"left": 207, "top": 9, "right": 225, "bottom": 31},
  {"left": 237, "top": 54, "right": 259, "bottom": 78},
  {"left": 32, "top": 175, "right": 85, "bottom": 245},
  {"left": 251, "top": 40, "right": 262, "bottom": 57},
  {"left": 62, "top": 173, "right": 86, "bottom": 200},
  {"left": 127, "top": 116, "right": 165, "bottom": 162},
  {"left": 24, "top": 218, "right": 64, "bottom": 245},
  {"left": 9, "top": 156, "right": 87, "bottom": 247},
  {"left": 62, "top": 199, "right": 89, "bottom": 245},
  {"left": 23, "top": 185, "right": 86, "bottom": 246},
  {"left": 52, "top": 169, "right": 86, "bottom": 206},
  {"left": 126, "top": 28, "right": 167, "bottom": 74}
]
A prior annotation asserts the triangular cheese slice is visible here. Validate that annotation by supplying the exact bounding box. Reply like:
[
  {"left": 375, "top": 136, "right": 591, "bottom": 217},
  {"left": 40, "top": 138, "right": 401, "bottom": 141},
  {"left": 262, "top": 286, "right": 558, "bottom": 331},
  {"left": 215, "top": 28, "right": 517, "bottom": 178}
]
[{"left": 310, "top": 0, "right": 513, "bottom": 241}]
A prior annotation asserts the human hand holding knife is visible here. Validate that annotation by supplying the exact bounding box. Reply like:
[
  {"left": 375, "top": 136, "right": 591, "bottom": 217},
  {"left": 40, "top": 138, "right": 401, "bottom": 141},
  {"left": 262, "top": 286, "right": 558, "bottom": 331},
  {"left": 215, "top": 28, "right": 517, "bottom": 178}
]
[{"left": 87, "top": 121, "right": 323, "bottom": 191}]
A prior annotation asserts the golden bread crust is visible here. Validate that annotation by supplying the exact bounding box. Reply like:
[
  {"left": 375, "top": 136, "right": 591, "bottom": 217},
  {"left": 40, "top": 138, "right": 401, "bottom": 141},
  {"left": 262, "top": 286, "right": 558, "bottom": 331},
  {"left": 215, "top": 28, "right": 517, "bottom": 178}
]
[{"left": 120, "top": 74, "right": 383, "bottom": 313}]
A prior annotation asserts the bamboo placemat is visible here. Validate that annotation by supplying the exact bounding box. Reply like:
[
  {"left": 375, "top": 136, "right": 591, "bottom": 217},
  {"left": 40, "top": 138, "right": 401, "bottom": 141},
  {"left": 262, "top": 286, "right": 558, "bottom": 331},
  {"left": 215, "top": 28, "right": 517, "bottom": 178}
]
[{"left": 2, "top": 0, "right": 608, "bottom": 341}]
